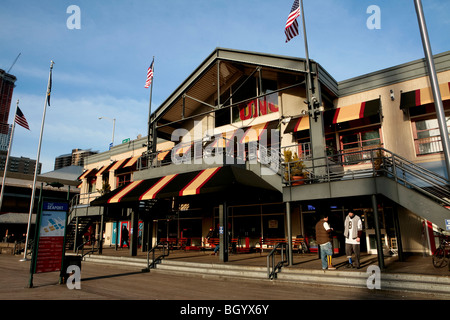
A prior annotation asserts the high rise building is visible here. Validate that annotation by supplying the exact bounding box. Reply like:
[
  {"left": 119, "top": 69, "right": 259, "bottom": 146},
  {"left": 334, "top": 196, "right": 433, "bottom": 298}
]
[
  {"left": 0, "top": 69, "right": 16, "bottom": 152},
  {"left": 54, "top": 148, "right": 98, "bottom": 170}
]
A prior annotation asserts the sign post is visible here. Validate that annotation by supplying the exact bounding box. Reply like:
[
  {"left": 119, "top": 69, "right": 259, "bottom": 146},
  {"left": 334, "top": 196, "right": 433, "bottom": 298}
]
[{"left": 28, "top": 201, "right": 68, "bottom": 288}]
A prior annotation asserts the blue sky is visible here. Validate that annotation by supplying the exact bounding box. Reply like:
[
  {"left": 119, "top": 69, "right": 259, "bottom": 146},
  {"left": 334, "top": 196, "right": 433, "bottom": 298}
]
[{"left": 1, "top": 0, "right": 449, "bottom": 173}]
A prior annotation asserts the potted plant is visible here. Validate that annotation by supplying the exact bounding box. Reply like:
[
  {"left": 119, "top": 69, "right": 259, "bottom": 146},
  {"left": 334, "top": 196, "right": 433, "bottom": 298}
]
[{"left": 284, "top": 150, "right": 308, "bottom": 185}]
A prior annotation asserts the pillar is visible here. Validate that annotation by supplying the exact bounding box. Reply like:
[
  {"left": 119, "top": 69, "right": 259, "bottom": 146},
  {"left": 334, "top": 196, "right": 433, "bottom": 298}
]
[
  {"left": 371, "top": 195, "right": 385, "bottom": 270},
  {"left": 219, "top": 202, "right": 228, "bottom": 262},
  {"left": 286, "top": 201, "right": 293, "bottom": 266},
  {"left": 130, "top": 207, "right": 138, "bottom": 257}
]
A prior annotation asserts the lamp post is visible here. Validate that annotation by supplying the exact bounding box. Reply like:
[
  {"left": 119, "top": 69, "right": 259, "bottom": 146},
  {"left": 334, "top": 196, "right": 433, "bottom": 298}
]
[{"left": 99, "top": 116, "right": 116, "bottom": 149}]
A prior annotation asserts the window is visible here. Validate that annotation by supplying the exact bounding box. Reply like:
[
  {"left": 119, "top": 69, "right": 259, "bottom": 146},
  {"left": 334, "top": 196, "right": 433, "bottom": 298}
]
[
  {"left": 413, "top": 117, "right": 450, "bottom": 155},
  {"left": 117, "top": 173, "right": 131, "bottom": 187},
  {"left": 340, "top": 128, "right": 382, "bottom": 164}
]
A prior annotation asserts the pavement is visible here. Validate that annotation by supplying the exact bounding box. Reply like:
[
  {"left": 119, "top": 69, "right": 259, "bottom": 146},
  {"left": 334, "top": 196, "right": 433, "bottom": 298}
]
[{"left": 0, "top": 246, "right": 449, "bottom": 305}]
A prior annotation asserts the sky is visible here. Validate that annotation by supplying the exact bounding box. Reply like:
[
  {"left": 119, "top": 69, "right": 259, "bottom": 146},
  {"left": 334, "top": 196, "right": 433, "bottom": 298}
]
[{"left": 1, "top": 0, "right": 450, "bottom": 173}]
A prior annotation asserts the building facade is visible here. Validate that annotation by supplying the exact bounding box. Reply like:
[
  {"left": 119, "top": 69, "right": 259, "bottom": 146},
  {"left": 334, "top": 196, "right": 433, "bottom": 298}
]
[{"left": 73, "top": 48, "right": 450, "bottom": 261}]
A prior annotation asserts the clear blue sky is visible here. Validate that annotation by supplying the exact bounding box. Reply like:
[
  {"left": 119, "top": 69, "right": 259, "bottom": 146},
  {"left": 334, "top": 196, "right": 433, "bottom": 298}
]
[{"left": 1, "top": 0, "right": 449, "bottom": 173}]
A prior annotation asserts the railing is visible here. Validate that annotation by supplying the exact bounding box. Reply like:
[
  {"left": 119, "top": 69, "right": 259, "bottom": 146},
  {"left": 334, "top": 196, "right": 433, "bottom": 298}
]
[
  {"left": 76, "top": 238, "right": 100, "bottom": 258},
  {"left": 283, "top": 147, "right": 450, "bottom": 208},
  {"left": 267, "top": 242, "right": 289, "bottom": 280},
  {"left": 142, "top": 241, "right": 171, "bottom": 272}
]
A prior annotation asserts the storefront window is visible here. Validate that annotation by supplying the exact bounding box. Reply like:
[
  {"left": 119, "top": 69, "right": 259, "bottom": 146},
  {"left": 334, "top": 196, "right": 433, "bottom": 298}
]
[
  {"left": 340, "top": 128, "right": 381, "bottom": 164},
  {"left": 413, "top": 117, "right": 450, "bottom": 155}
]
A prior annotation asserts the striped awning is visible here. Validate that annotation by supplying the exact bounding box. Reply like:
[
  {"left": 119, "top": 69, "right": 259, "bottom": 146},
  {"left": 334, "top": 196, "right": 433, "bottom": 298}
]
[
  {"left": 90, "top": 166, "right": 279, "bottom": 206},
  {"left": 331, "top": 98, "right": 380, "bottom": 124},
  {"left": 239, "top": 121, "right": 278, "bottom": 144},
  {"left": 284, "top": 115, "right": 309, "bottom": 133},
  {"left": 400, "top": 82, "right": 450, "bottom": 109},
  {"left": 78, "top": 168, "right": 98, "bottom": 180}
]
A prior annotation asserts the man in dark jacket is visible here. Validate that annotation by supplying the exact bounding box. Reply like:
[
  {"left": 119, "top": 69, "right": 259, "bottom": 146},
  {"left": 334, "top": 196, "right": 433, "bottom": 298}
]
[{"left": 315, "top": 215, "right": 336, "bottom": 270}]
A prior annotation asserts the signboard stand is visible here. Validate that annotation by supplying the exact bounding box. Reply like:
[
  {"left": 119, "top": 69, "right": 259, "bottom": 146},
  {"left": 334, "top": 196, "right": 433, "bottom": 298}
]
[{"left": 28, "top": 200, "right": 69, "bottom": 288}]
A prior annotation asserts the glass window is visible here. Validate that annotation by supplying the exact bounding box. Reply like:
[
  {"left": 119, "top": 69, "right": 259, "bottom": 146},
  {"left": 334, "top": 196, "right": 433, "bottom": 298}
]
[{"left": 413, "top": 118, "right": 450, "bottom": 155}]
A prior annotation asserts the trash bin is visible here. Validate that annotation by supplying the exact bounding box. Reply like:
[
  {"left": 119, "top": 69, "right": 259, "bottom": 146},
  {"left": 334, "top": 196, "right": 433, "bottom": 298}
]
[{"left": 61, "top": 255, "right": 82, "bottom": 284}]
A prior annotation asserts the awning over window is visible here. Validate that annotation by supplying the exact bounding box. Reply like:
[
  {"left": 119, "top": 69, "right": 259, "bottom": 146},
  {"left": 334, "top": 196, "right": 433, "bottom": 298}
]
[
  {"left": 331, "top": 98, "right": 380, "bottom": 124},
  {"left": 400, "top": 82, "right": 450, "bottom": 109},
  {"left": 284, "top": 115, "right": 309, "bottom": 133},
  {"left": 78, "top": 168, "right": 98, "bottom": 180},
  {"left": 90, "top": 166, "right": 279, "bottom": 206}
]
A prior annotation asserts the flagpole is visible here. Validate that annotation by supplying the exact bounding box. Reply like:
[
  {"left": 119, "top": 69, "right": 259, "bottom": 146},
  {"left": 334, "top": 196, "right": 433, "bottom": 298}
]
[
  {"left": 414, "top": 0, "right": 450, "bottom": 179},
  {"left": 21, "top": 60, "right": 54, "bottom": 261},
  {"left": 300, "top": 0, "right": 313, "bottom": 103},
  {"left": 147, "top": 57, "right": 154, "bottom": 156},
  {"left": 0, "top": 100, "right": 18, "bottom": 210}
]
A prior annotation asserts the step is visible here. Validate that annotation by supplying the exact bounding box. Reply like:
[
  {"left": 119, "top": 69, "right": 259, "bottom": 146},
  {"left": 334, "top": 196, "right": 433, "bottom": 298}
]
[
  {"left": 155, "top": 260, "right": 268, "bottom": 280},
  {"left": 277, "top": 266, "right": 450, "bottom": 295},
  {"left": 82, "top": 254, "right": 149, "bottom": 269}
]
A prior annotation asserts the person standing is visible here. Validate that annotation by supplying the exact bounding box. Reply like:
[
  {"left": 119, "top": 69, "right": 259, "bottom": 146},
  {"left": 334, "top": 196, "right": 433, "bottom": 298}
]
[
  {"left": 315, "top": 215, "right": 336, "bottom": 270},
  {"left": 344, "top": 210, "right": 363, "bottom": 269}
]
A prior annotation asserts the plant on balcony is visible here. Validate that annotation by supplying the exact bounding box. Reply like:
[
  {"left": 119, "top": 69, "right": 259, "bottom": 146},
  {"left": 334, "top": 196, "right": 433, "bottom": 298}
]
[
  {"left": 97, "top": 180, "right": 111, "bottom": 195},
  {"left": 283, "top": 150, "right": 308, "bottom": 185}
]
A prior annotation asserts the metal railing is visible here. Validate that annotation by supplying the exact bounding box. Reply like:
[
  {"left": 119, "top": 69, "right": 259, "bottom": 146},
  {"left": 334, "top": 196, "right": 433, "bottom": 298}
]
[
  {"left": 142, "top": 240, "right": 171, "bottom": 272},
  {"left": 267, "top": 242, "right": 289, "bottom": 280},
  {"left": 283, "top": 147, "right": 450, "bottom": 207}
]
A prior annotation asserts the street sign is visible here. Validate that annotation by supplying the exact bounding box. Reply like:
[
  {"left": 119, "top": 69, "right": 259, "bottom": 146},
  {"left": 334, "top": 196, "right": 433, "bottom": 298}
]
[
  {"left": 122, "top": 138, "right": 130, "bottom": 144},
  {"left": 28, "top": 201, "right": 68, "bottom": 288}
]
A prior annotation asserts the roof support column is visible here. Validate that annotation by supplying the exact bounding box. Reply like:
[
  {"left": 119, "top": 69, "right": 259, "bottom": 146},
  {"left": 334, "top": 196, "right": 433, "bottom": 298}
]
[
  {"left": 130, "top": 207, "right": 139, "bottom": 257},
  {"left": 286, "top": 201, "right": 293, "bottom": 266},
  {"left": 371, "top": 194, "right": 385, "bottom": 270},
  {"left": 219, "top": 201, "right": 228, "bottom": 262}
]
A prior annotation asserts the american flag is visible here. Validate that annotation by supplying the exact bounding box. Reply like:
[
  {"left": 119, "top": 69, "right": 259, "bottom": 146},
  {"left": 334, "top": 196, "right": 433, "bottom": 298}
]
[
  {"left": 15, "top": 107, "right": 30, "bottom": 130},
  {"left": 145, "top": 60, "right": 154, "bottom": 88},
  {"left": 285, "top": 0, "right": 301, "bottom": 43}
]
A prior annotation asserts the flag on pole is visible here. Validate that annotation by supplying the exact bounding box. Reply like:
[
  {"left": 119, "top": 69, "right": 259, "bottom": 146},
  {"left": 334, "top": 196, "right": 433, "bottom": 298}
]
[
  {"left": 285, "top": 0, "right": 301, "bottom": 43},
  {"left": 145, "top": 60, "right": 154, "bottom": 88},
  {"left": 15, "top": 107, "right": 30, "bottom": 130},
  {"left": 47, "top": 67, "right": 52, "bottom": 106}
]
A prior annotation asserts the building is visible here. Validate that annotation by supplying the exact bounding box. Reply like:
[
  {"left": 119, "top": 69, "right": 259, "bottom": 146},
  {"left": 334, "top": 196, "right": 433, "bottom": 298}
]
[
  {"left": 54, "top": 148, "right": 98, "bottom": 170},
  {"left": 0, "top": 153, "right": 41, "bottom": 175},
  {"left": 0, "top": 166, "right": 81, "bottom": 243},
  {"left": 0, "top": 69, "right": 16, "bottom": 152},
  {"left": 72, "top": 48, "right": 450, "bottom": 263}
]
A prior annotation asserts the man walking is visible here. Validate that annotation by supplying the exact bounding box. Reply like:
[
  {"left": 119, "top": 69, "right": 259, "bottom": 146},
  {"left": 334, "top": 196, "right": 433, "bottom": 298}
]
[
  {"left": 315, "top": 214, "right": 336, "bottom": 270},
  {"left": 344, "top": 209, "right": 363, "bottom": 269}
]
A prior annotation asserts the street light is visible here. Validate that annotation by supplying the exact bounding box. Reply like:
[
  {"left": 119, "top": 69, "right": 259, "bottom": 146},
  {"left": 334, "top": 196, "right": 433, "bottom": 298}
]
[{"left": 99, "top": 116, "right": 116, "bottom": 149}]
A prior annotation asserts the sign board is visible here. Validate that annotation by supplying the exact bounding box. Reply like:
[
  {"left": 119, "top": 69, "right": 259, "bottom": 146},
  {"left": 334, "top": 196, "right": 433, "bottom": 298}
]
[
  {"left": 122, "top": 138, "right": 130, "bottom": 144},
  {"left": 34, "top": 202, "right": 68, "bottom": 274},
  {"left": 446, "top": 219, "right": 450, "bottom": 231}
]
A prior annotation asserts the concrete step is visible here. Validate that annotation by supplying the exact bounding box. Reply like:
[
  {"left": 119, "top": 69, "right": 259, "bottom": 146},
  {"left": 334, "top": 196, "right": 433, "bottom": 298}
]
[
  {"left": 277, "top": 266, "right": 450, "bottom": 295},
  {"left": 83, "top": 254, "right": 149, "bottom": 269},
  {"left": 80, "top": 254, "right": 450, "bottom": 296},
  {"left": 155, "top": 260, "right": 268, "bottom": 280}
]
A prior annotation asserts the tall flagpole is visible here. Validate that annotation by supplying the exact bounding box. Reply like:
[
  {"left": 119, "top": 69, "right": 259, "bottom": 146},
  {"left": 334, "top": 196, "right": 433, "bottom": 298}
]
[
  {"left": 21, "top": 60, "right": 54, "bottom": 261},
  {"left": 414, "top": 0, "right": 450, "bottom": 179},
  {"left": 147, "top": 57, "right": 155, "bottom": 156},
  {"left": 300, "top": 0, "right": 312, "bottom": 102},
  {"left": 0, "top": 100, "right": 18, "bottom": 210}
]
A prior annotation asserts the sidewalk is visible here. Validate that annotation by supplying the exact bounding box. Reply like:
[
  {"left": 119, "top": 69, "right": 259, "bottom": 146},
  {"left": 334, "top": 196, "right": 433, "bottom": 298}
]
[{"left": 91, "top": 246, "right": 450, "bottom": 277}]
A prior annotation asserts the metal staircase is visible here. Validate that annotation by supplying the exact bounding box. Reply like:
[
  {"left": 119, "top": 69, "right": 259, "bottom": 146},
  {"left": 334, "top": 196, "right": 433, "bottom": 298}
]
[{"left": 283, "top": 147, "right": 450, "bottom": 229}]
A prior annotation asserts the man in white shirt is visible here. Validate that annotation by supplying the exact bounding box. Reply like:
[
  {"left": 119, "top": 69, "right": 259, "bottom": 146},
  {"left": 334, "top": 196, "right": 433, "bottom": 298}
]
[{"left": 344, "top": 210, "right": 363, "bottom": 269}]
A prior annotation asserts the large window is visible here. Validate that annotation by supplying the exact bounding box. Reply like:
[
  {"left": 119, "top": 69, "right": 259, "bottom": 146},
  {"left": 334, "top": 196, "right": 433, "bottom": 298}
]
[
  {"left": 340, "top": 128, "right": 382, "bottom": 164},
  {"left": 413, "top": 117, "right": 450, "bottom": 155}
]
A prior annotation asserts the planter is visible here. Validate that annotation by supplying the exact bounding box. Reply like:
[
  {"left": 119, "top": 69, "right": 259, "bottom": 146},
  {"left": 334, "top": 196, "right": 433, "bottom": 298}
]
[{"left": 291, "top": 175, "right": 305, "bottom": 186}]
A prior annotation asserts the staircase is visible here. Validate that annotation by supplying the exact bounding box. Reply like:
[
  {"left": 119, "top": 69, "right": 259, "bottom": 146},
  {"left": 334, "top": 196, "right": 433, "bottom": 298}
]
[{"left": 65, "top": 216, "right": 93, "bottom": 251}]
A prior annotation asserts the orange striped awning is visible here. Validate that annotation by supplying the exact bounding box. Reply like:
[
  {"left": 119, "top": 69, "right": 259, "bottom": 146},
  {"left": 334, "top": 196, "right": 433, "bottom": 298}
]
[
  {"left": 78, "top": 168, "right": 97, "bottom": 180},
  {"left": 400, "top": 82, "right": 450, "bottom": 109},
  {"left": 332, "top": 98, "right": 380, "bottom": 124},
  {"left": 284, "top": 116, "right": 310, "bottom": 133},
  {"left": 123, "top": 155, "right": 140, "bottom": 168},
  {"left": 179, "top": 167, "right": 221, "bottom": 196},
  {"left": 109, "top": 158, "right": 130, "bottom": 171},
  {"left": 140, "top": 174, "right": 178, "bottom": 200},
  {"left": 90, "top": 166, "right": 279, "bottom": 206}
]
